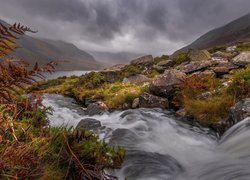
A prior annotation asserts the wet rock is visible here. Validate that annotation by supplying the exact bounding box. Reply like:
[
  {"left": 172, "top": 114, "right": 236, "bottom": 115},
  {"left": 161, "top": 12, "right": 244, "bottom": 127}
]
[
  {"left": 132, "top": 98, "right": 140, "bottom": 109},
  {"left": 76, "top": 118, "right": 101, "bottom": 130},
  {"left": 176, "top": 61, "right": 216, "bottom": 74},
  {"left": 100, "top": 64, "right": 125, "bottom": 83},
  {"left": 230, "top": 98, "right": 250, "bottom": 124},
  {"left": 188, "top": 49, "right": 211, "bottom": 61},
  {"left": 109, "top": 128, "right": 139, "bottom": 148},
  {"left": 150, "top": 70, "right": 186, "bottom": 97},
  {"left": 123, "top": 74, "right": 151, "bottom": 84},
  {"left": 139, "top": 93, "right": 169, "bottom": 109},
  {"left": 176, "top": 108, "right": 187, "bottom": 117},
  {"left": 232, "top": 52, "right": 250, "bottom": 66},
  {"left": 86, "top": 101, "right": 109, "bottom": 116},
  {"left": 130, "top": 55, "right": 154, "bottom": 66}
]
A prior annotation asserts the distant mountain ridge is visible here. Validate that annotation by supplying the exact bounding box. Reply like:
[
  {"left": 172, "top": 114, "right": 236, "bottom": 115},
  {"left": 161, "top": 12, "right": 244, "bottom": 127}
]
[
  {"left": 0, "top": 20, "right": 101, "bottom": 70},
  {"left": 175, "top": 13, "right": 250, "bottom": 54}
]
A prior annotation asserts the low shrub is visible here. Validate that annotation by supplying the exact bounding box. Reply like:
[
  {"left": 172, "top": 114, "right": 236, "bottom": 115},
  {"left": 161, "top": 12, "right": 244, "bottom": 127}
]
[
  {"left": 172, "top": 52, "right": 189, "bottom": 64},
  {"left": 153, "top": 55, "right": 169, "bottom": 65},
  {"left": 121, "top": 64, "right": 143, "bottom": 77},
  {"left": 77, "top": 72, "right": 105, "bottom": 89},
  {"left": 208, "top": 45, "right": 227, "bottom": 53}
]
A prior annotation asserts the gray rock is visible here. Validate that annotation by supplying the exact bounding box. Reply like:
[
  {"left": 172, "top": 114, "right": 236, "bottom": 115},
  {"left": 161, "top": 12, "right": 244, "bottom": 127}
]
[
  {"left": 230, "top": 98, "right": 250, "bottom": 124},
  {"left": 130, "top": 55, "right": 154, "bottom": 65},
  {"left": 226, "top": 46, "right": 237, "bottom": 53},
  {"left": 157, "top": 60, "right": 175, "bottom": 68},
  {"left": 86, "top": 101, "right": 109, "bottom": 116},
  {"left": 211, "top": 61, "right": 239, "bottom": 75},
  {"left": 132, "top": 98, "right": 140, "bottom": 109},
  {"left": 139, "top": 93, "right": 168, "bottom": 109},
  {"left": 232, "top": 52, "right": 250, "bottom": 66},
  {"left": 76, "top": 118, "right": 101, "bottom": 130},
  {"left": 212, "top": 51, "right": 232, "bottom": 59},
  {"left": 176, "top": 108, "right": 187, "bottom": 117},
  {"left": 149, "top": 70, "right": 186, "bottom": 97},
  {"left": 100, "top": 64, "right": 126, "bottom": 83},
  {"left": 188, "top": 49, "right": 211, "bottom": 61},
  {"left": 123, "top": 74, "right": 151, "bottom": 84},
  {"left": 192, "top": 70, "right": 216, "bottom": 77},
  {"left": 176, "top": 61, "right": 216, "bottom": 74}
]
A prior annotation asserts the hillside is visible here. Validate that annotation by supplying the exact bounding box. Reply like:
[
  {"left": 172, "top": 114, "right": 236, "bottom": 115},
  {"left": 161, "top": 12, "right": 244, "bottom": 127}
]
[
  {"left": 0, "top": 20, "right": 101, "bottom": 70},
  {"left": 175, "top": 13, "right": 250, "bottom": 54}
]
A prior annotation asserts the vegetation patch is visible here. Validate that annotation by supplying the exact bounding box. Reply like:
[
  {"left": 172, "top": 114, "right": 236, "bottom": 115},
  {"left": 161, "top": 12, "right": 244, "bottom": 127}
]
[{"left": 172, "top": 52, "right": 189, "bottom": 64}]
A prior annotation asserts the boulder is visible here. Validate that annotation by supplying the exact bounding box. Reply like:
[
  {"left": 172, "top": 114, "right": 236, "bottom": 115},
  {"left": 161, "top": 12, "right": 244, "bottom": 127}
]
[
  {"left": 210, "top": 61, "right": 239, "bottom": 75},
  {"left": 157, "top": 60, "right": 175, "bottom": 68},
  {"left": 230, "top": 98, "right": 250, "bottom": 124},
  {"left": 76, "top": 118, "right": 101, "bottom": 130},
  {"left": 130, "top": 55, "right": 154, "bottom": 66},
  {"left": 232, "top": 52, "right": 250, "bottom": 66},
  {"left": 86, "top": 101, "right": 109, "bottom": 116},
  {"left": 212, "top": 51, "right": 232, "bottom": 59},
  {"left": 149, "top": 70, "right": 186, "bottom": 97},
  {"left": 132, "top": 98, "right": 140, "bottom": 109},
  {"left": 100, "top": 64, "right": 126, "bottom": 83},
  {"left": 123, "top": 74, "right": 151, "bottom": 84},
  {"left": 192, "top": 70, "right": 216, "bottom": 77},
  {"left": 138, "top": 93, "right": 168, "bottom": 109},
  {"left": 188, "top": 49, "right": 211, "bottom": 61},
  {"left": 176, "top": 61, "right": 216, "bottom": 74},
  {"left": 226, "top": 46, "right": 237, "bottom": 53}
]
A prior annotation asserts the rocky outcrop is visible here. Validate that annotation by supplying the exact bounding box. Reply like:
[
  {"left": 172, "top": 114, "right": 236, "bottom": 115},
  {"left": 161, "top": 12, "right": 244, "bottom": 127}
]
[
  {"left": 123, "top": 74, "right": 151, "bottom": 84},
  {"left": 138, "top": 93, "right": 168, "bottom": 109},
  {"left": 100, "top": 64, "right": 126, "bottom": 83},
  {"left": 149, "top": 70, "right": 186, "bottom": 97},
  {"left": 232, "top": 52, "right": 250, "bottom": 66},
  {"left": 130, "top": 55, "right": 154, "bottom": 66},
  {"left": 230, "top": 98, "right": 250, "bottom": 124},
  {"left": 153, "top": 60, "right": 175, "bottom": 73},
  {"left": 176, "top": 61, "right": 216, "bottom": 74},
  {"left": 76, "top": 118, "right": 101, "bottom": 130},
  {"left": 86, "top": 101, "right": 109, "bottom": 116},
  {"left": 188, "top": 49, "right": 211, "bottom": 61}
]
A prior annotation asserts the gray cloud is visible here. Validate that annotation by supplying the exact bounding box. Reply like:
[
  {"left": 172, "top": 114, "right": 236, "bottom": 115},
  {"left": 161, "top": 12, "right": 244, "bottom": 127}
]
[{"left": 0, "top": 0, "right": 249, "bottom": 55}]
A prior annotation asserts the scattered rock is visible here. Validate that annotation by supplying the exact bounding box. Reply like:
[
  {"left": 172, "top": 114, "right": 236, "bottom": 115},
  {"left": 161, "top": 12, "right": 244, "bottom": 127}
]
[
  {"left": 122, "top": 102, "right": 131, "bottom": 109},
  {"left": 192, "top": 70, "right": 216, "bottom": 77},
  {"left": 132, "top": 98, "right": 140, "bottom": 109},
  {"left": 212, "top": 51, "right": 232, "bottom": 59},
  {"left": 130, "top": 55, "right": 154, "bottom": 66},
  {"left": 230, "top": 98, "right": 250, "bottom": 124},
  {"left": 100, "top": 64, "right": 125, "bottom": 83},
  {"left": 149, "top": 70, "right": 186, "bottom": 97},
  {"left": 188, "top": 49, "right": 211, "bottom": 61},
  {"left": 123, "top": 74, "right": 151, "bottom": 84},
  {"left": 232, "top": 52, "right": 250, "bottom": 66},
  {"left": 226, "top": 45, "right": 237, "bottom": 53},
  {"left": 176, "top": 61, "right": 216, "bottom": 74},
  {"left": 76, "top": 118, "right": 101, "bottom": 130},
  {"left": 138, "top": 93, "right": 168, "bottom": 109},
  {"left": 86, "top": 101, "right": 109, "bottom": 116},
  {"left": 176, "top": 108, "right": 187, "bottom": 117},
  {"left": 153, "top": 64, "right": 165, "bottom": 72},
  {"left": 211, "top": 61, "right": 239, "bottom": 75},
  {"left": 157, "top": 60, "right": 175, "bottom": 68}
]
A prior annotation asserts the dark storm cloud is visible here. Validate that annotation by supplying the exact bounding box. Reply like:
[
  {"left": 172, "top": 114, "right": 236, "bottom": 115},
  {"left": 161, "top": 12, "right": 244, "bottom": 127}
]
[{"left": 0, "top": 0, "right": 249, "bottom": 54}]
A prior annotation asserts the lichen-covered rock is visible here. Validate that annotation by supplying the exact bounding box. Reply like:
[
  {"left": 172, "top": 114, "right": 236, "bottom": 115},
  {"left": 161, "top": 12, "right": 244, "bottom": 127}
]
[
  {"left": 86, "top": 101, "right": 109, "bottom": 116},
  {"left": 149, "top": 70, "right": 186, "bottom": 97},
  {"left": 138, "top": 93, "right": 168, "bottom": 109},
  {"left": 130, "top": 55, "right": 154, "bottom": 65},
  {"left": 232, "top": 52, "right": 250, "bottom": 66},
  {"left": 123, "top": 74, "right": 151, "bottom": 84},
  {"left": 100, "top": 64, "right": 126, "bottom": 83},
  {"left": 132, "top": 98, "right": 140, "bottom": 109},
  {"left": 188, "top": 49, "right": 211, "bottom": 61},
  {"left": 230, "top": 98, "right": 250, "bottom": 124},
  {"left": 176, "top": 61, "right": 216, "bottom": 74}
]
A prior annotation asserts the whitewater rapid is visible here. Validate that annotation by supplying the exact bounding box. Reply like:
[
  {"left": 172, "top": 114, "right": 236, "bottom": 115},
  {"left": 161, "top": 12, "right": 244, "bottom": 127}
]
[{"left": 43, "top": 94, "right": 250, "bottom": 180}]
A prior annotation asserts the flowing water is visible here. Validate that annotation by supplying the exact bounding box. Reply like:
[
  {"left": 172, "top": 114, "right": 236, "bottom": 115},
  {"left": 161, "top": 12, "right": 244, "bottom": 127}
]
[{"left": 43, "top": 94, "right": 250, "bottom": 180}]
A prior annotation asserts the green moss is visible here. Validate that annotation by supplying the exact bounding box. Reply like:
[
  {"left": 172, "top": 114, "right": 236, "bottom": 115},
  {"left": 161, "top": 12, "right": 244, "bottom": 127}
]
[
  {"left": 208, "top": 45, "right": 227, "bottom": 53},
  {"left": 121, "top": 64, "right": 143, "bottom": 77},
  {"left": 172, "top": 52, "right": 189, "bottom": 64},
  {"left": 236, "top": 43, "right": 250, "bottom": 52},
  {"left": 153, "top": 55, "right": 169, "bottom": 65}
]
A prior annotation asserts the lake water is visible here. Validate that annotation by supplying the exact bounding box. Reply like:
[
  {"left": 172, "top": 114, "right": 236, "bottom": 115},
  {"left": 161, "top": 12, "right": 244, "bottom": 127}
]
[{"left": 42, "top": 70, "right": 90, "bottom": 80}]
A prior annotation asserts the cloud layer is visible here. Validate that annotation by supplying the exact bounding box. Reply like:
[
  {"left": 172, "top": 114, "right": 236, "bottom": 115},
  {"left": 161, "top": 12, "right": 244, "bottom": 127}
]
[{"left": 0, "top": 0, "right": 249, "bottom": 55}]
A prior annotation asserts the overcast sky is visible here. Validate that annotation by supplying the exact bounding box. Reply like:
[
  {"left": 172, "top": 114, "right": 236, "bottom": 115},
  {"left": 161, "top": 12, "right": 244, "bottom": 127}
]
[{"left": 0, "top": 0, "right": 249, "bottom": 55}]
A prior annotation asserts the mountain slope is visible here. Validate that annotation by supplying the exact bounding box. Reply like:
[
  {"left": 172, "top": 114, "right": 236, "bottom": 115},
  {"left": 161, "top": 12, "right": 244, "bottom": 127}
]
[
  {"left": 0, "top": 20, "right": 101, "bottom": 70},
  {"left": 175, "top": 13, "right": 250, "bottom": 53}
]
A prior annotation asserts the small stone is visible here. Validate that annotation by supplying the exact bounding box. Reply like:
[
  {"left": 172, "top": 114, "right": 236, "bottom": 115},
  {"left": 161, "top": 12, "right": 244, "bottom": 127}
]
[{"left": 132, "top": 98, "right": 140, "bottom": 109}]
